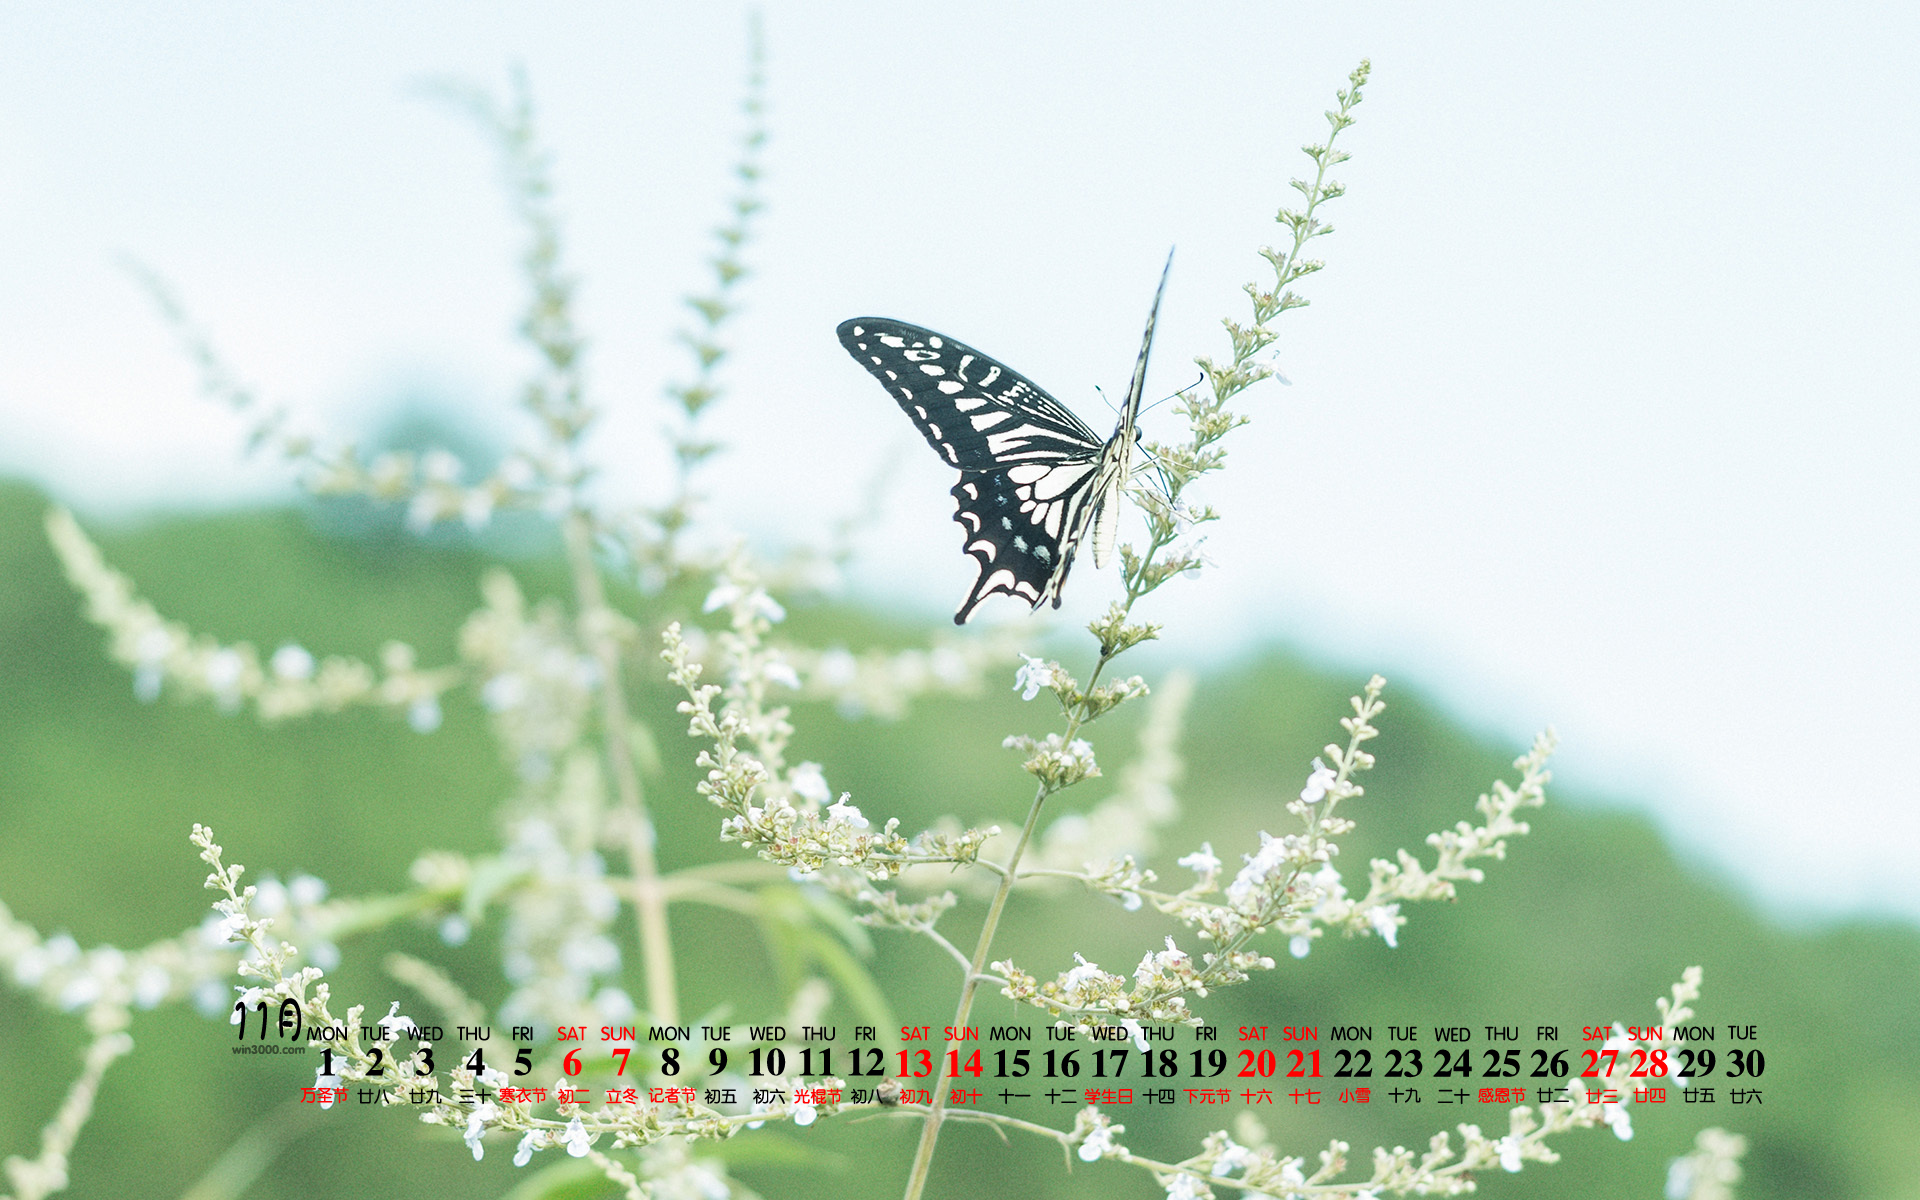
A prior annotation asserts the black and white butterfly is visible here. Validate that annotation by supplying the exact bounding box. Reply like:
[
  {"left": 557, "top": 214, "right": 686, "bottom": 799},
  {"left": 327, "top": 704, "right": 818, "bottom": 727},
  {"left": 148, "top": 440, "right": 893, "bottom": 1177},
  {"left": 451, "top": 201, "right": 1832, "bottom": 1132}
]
[{"left": 838, "top": 254, "right": 1172, "bottom": 624}]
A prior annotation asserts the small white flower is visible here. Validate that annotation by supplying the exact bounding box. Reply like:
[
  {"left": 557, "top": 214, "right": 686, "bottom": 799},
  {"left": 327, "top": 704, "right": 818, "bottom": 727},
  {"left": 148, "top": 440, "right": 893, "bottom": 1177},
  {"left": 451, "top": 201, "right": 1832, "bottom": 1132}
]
[
  {"left": 790, "top": 763, "right": 831, "bottom": 805},
  {"left": 1120, "top": 1019, "right": 1150, "bottom": 1052},
  {"left": 513, "top": 1130, "right": 540, "bottom": 1167},
  {"left": 1013, "top": 655, "right": 1056, "bottom": 701},
  {"left": 463, "top": 1102, "right": 496, "bottom": 1160},
  {"left": 825, "top": 796, "right": 869, "bottom": 830},
  {"left": 1367, "top": 903, "right": 1401, "bottom": 949},
  {"left": 439, "top": 915, "right": 471, "bottom": 946},
  {"left": 1497, "top": 1136, "right": 1523, "bottom": 1172},
  {"left": 702, "top": 583, "right": 742, "bottom": 613},
  {"left": 1664, "top": 1157, "right": 1695, "bottom": 1199},
  {"left": 564, "top": 1116, "right": 591, "bottom": 1157},
  {"left": 1289, "top": 935, "right": 1312, "bottom": 959},
  {"left": 1120, "top": 891, "right": 1142, "bottom": 911},
  {"left": 408, "top": 697, "right": 443, "bottom": 734},
  {"left": 271, "top": 644, "right": 315, "bottom": 681},
  {"left": 764, "top": 658, "right": 801, "bottom": 689},
  {"left": 289, "top": 875, "right": 328, "bottom": 906},
  {"left": 1211, "top": 1135, "right": 1256, "bottom": 1176},
  {"left": 1604, "top": 1103, "right": 1634, "bottom": 1141},
  {"left": 1078, "top": 1120, "right": 1121, "bottom": 1162},
  {"left": 749, "top": 590, "right": 786, "bottom": 622},
  {"left": 314, "top": 1065, "right": 342, "bottom": 1110},
  {"left": 1167, "top": 1173, "right": 1207, "bottom": 1200},
  {"left": 791, "top": 1099, "right": 817, "bottom": 1127},
  {"left": 1227, "top": 832, "right": 1288, "bottom": 907},
  {"left": 1178, "top": 843, "right": 1221, "bottom": 877},
  {"left": 1063, "top": 955, "right": 1103, "bottom": 989},
  {"left": 134, "top": 663, "right": 163, "bottom": 703},
  {"left": 1299, "top": 758, "right": 1336, "bottom": 805}
]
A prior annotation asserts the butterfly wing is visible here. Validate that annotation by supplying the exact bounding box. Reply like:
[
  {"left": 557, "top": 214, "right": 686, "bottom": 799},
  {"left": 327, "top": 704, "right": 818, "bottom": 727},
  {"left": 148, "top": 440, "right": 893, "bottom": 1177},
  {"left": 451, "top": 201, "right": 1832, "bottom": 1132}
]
[
  {"left": 836, "top": 320, "right": 1103, "bottom": 468},
  {"left": 1090, "top": 248, "right": 1172, "bottom": 569},
  {"left": 837, "top": 254, "right": 1170, "bottom": 624},
  {"left": 838, "top": 319, "right": 1109, "bottom": 623}
]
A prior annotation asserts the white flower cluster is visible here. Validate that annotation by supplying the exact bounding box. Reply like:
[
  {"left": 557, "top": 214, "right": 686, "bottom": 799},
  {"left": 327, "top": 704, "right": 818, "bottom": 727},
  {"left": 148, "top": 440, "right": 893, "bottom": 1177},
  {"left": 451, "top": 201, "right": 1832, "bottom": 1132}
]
[
  {"left": 988, "top": 676, "right": 1563, "bottom": 1063},
  {"left": 1073, "top": 1104, "right": 1128, "bottom": 1163},
  {"left": 1666, "top": 1126, "right": 1748, "bottom": 1200},
  {"left": 460, "top": 569, "right": 608, "bottom": 788},
  {"left": 45, "top": 509, "right": 458, "bottom": 726},
  {"left": 1002, "top": 732, "right": 1102, "bottom": 791},
  {"left": 1028, "top": 670, "right": 1192, "bottom": 875},
  {"left": 663, "top": 596, "right": 997, "bottom": 878},
  {"left": 494, "top": 817, "right": 630, "bottom": 1029},
  {"left": 993, "top": 937, "right": 1208, "bottom": 1031},
  {"left": 783, "top": 634, "right": 1011, "bottom": 720},
  {"left": 123, "top": 260, "right": 558, "bottom": 537}
]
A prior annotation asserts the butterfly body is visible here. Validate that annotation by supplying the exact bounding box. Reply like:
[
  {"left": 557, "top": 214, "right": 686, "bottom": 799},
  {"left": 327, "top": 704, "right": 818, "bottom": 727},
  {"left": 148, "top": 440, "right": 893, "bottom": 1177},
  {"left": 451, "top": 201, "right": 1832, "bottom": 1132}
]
[{"left": 837, "top": 255, "right": 1170, "bottom": 624}]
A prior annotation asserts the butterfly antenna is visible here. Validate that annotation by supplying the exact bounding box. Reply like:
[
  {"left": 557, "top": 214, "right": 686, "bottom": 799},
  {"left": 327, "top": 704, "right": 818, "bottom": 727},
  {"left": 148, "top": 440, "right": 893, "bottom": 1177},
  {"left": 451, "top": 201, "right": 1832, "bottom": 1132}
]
[{"left": 1140, "top": 371, "right": 1207, "bottom": 418}]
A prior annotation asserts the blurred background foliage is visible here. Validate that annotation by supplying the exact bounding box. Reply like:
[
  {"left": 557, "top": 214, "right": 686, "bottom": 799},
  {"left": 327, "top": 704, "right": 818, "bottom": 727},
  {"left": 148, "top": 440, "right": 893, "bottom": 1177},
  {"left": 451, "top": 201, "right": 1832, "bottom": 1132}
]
[{"left": 1, "top": 476, "right": 1916, "bottom": 1200}]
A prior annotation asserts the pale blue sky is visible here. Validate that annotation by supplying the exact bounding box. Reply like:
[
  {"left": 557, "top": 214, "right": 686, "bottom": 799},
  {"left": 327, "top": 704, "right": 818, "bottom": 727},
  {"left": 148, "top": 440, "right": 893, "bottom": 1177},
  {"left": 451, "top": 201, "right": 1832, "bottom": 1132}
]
[{"left": 4, "top": 3, "right": 1916, "bottom": 917}]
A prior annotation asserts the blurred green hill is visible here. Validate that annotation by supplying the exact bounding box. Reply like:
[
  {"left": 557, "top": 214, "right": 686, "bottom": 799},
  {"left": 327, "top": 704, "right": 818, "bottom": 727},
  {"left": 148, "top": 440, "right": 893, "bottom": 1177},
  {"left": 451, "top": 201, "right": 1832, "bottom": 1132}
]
[{"left": 1, "top": 478, "right": 1914, "bottom": 1200}]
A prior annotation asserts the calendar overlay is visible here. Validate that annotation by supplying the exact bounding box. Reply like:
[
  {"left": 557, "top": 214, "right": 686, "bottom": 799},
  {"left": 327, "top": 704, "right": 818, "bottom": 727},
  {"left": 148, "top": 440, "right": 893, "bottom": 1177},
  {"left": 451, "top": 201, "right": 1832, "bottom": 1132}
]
[{"left": 233, "top": 1008, "right": 1768, "bottom": 1115}]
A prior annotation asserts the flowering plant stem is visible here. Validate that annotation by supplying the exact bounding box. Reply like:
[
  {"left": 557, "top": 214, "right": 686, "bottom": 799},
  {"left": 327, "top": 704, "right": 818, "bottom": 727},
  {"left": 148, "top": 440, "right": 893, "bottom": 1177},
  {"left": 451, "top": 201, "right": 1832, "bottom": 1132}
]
[
  {"left": 899, "top": 63, "right": 1372, "bottom": 1200},
  {"left": 562, "top": 511, "right": 678, "bottom": 1023},
  {"left": 902, "top": 750, "right": 1075, "bottom": 1199}
]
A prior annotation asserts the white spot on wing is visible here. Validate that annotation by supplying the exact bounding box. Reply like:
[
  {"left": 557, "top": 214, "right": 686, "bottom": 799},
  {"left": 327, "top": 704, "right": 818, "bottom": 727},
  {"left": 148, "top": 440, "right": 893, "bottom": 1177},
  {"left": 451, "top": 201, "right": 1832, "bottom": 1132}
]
[
  {"left": 1034, "top": 463, "right": 1094, "bottom": 500},
  {"left": 982, "top": 568, "right": 1017, "bottom": 595}
]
